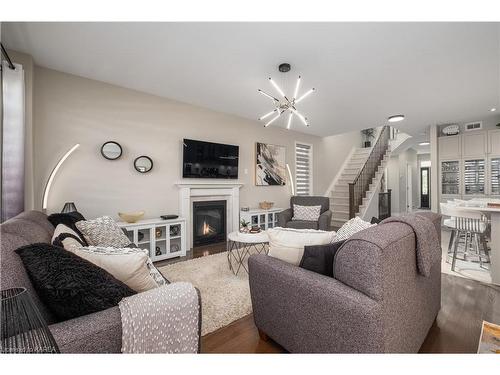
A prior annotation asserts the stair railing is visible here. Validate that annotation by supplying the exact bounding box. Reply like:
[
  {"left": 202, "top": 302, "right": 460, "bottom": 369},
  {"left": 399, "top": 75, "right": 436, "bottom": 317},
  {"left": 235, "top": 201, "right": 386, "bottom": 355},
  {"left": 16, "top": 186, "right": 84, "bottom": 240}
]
[{"left": 348, "top": 126, "right": 390, "bottom": 219}]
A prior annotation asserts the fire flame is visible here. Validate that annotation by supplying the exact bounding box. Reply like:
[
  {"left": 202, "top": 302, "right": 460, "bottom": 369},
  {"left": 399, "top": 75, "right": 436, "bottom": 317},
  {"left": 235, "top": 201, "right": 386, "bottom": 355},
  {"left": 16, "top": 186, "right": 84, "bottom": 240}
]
[{"left": 202, "top": 221, "right": 215, "bottom": 235}]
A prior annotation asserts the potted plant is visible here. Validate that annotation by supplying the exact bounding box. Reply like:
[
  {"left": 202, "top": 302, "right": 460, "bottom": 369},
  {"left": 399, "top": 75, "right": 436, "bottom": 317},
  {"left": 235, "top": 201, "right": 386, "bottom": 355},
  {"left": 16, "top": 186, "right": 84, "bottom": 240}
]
[
  {"left": 361, "top": 128, "right": 375, "bottom": 148},
  {"left": 240, "top": 219, "right": 250, "bottom": 233}
]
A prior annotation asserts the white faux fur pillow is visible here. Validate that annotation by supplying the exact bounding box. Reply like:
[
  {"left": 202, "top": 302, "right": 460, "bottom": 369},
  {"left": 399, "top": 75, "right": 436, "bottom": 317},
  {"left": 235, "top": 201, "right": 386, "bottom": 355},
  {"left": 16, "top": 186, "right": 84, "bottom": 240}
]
[{"left": 267, "top": 227, "right": 337, "bottom": 266}]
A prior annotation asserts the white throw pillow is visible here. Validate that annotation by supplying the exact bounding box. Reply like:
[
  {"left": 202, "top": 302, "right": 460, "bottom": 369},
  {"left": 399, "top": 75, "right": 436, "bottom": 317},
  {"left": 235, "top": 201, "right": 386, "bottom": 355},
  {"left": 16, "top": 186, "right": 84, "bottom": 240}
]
[
  {"left": 267, "top": 227, "right": 337, "bottom": 266},
  {"left": 335, "top": 216, "right": 376, "bottom": 241},
  {"left": 51, "top": 224, "right": 85, "bottom": 251},
  {"left": 76, "top": 216, "right": 130, "bottom": 248},
  {"left": 67, "top": 246, "right": 159, "bottom": 292},
  {"left": 292, "top": 204, "right": 322, "bottom": 221}
]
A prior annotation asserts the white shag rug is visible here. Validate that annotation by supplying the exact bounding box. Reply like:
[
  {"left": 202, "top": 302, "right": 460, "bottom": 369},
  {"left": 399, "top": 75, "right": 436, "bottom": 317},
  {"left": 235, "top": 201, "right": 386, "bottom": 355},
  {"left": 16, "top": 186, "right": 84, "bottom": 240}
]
[{"left": 158, "top": 252, "right": 252, "bottom": 336}]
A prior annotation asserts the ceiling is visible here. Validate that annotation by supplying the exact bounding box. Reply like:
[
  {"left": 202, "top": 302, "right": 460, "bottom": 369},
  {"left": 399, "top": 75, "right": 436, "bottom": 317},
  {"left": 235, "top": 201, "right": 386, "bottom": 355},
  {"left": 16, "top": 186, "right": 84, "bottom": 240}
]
[{"left": 3, "top": 22, "right": 500, "bottom": 137}]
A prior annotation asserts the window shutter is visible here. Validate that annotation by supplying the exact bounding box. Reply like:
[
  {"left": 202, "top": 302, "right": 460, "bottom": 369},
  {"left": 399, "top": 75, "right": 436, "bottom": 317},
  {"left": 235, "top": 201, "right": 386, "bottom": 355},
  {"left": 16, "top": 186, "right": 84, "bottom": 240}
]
[{"left": 295, "top": 143, "right": 312, "bottom": 196}]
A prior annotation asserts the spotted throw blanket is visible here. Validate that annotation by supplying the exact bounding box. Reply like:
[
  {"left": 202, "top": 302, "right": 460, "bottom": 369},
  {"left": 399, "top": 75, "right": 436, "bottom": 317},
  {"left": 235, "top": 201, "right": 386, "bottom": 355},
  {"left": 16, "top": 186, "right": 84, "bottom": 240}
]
[
  {"left": 382, "top": 214, "right": 441, "bottom": 277},
  {"left": 119, "top": 282, "right": 201, "bottom": 353}
]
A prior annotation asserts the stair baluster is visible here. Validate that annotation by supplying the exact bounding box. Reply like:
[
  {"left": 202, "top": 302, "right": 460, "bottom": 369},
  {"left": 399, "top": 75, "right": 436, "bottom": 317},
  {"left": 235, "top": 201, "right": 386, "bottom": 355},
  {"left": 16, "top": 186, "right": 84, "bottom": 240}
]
[{"left": 348, "top": 126, "right": 390, "bottom": 219}]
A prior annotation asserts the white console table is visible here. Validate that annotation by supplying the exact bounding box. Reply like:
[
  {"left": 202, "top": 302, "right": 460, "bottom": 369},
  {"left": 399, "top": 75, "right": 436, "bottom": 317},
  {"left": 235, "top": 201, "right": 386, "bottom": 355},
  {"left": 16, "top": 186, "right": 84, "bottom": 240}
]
[{"left": 117, "top": 218, "right": 186, "bottom": 262}]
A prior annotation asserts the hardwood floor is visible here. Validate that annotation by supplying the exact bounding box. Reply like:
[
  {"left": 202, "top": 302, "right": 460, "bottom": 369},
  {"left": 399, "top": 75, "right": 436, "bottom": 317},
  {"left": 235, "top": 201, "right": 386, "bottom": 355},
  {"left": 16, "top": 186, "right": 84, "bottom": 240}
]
[{"left": 156, "top": 242, "right": 500, "bottom": 353}]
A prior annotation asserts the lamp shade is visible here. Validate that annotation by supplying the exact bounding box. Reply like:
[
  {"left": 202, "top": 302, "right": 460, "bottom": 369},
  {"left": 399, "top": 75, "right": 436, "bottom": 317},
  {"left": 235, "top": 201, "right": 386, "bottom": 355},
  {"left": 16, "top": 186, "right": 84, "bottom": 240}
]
[
  {"left": 1, "top": 288, "right": 59, "bottom": 353},
  {"left": 61, "top": 202, "right": 77, "bottom": 213}
]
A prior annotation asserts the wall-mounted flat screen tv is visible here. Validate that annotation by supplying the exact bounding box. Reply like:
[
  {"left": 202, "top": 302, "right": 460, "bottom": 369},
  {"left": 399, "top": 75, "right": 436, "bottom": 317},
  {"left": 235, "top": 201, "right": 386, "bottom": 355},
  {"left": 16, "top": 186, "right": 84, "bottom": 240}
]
[{"left": 182, "top": 139, "right": 239, "bottom": 179}]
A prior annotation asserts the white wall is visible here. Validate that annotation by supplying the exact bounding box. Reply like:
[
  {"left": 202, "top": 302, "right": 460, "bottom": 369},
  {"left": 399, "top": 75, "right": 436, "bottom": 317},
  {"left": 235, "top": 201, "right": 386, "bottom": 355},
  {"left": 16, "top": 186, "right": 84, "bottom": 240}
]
[
  {"left": 33, "top": 67, "right": 357, "bottom": 220},
  {"left": 315, "top": 130, "right": 363, "bottom": 195},
  {"left": 386, "top": 148, "right": 419, "bottom": 214}
]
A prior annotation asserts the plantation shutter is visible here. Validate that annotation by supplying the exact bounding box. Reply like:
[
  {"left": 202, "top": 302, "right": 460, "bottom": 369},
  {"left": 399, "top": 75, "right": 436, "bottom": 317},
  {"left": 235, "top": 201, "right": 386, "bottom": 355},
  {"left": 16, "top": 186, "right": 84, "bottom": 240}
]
[{"left": 295, "top": 143, "right": 312, "bottom": 196}]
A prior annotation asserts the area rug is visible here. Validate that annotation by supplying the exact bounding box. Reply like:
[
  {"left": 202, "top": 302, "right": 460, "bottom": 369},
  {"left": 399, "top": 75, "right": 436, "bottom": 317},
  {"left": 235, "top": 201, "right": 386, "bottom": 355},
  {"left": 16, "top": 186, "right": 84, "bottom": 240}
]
[{"left": 158, "top": 252, "right": 252, "bottom": 336}]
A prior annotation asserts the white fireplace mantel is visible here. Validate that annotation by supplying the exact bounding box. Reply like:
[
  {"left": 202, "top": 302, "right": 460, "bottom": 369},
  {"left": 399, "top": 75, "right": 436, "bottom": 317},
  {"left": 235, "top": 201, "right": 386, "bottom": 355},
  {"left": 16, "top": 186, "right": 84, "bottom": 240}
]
[{"left": 175, "top": 181, "right": 244, "bottom": 249}]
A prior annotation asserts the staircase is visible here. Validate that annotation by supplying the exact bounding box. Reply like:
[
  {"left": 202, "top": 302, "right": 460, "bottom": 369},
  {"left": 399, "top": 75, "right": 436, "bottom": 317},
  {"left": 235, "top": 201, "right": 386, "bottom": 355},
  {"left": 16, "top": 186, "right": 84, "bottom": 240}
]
[
  {"left": 330, "top": 147, "right": 372, "bottom": 228},
  {"left": 329, "top": 126, "right": 392, "bottom": 229}
]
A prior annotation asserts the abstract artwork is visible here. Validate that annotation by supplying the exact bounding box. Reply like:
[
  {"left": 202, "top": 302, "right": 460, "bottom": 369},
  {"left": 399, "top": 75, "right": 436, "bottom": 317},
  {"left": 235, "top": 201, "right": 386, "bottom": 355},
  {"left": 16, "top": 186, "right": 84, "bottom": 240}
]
[{"left": 255, "top": 142, "right": 286, "bottom": 186}]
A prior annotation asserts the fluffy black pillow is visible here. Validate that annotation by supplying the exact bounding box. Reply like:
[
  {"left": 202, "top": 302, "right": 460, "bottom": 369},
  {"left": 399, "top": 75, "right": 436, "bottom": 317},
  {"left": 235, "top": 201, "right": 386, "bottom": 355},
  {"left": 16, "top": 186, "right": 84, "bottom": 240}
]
[
  {"left": 16, "top": 243, "right": 135, "bottom": 321},
  {"left": 47, "top": 212, "right": 88, "bottom": 246},
  {"left": 299, "top": 240, "right": 346, "bottom": 277}
]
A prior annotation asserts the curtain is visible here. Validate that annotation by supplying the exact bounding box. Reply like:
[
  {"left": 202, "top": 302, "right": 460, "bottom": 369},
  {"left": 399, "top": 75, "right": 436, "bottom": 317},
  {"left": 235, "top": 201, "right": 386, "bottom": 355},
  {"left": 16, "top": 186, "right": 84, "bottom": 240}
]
[{"left": 1, "top": 60, "right": 25, "bottom": 222}]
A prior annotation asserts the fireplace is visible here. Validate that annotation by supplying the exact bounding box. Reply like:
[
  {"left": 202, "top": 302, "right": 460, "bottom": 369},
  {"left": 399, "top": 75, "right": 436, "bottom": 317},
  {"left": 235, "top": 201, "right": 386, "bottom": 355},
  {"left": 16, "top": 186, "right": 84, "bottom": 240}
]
[{"left": 193, "top": 200, "right": 227, "bottom": 247}]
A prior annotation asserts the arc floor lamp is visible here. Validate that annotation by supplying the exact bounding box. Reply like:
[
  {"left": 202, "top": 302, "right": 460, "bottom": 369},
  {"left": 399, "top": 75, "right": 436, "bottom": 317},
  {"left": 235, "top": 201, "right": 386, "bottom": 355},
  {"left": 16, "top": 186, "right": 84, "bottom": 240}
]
[{"left": 41, "top": 144, "right": 80, "bottom": 212}]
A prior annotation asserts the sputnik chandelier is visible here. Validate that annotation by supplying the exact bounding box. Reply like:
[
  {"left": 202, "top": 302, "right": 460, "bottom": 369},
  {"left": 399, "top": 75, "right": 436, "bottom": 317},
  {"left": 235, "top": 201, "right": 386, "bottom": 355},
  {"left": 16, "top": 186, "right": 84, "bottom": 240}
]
[{"left": 258, "top": 63, "right": 315, "bottom": 129}]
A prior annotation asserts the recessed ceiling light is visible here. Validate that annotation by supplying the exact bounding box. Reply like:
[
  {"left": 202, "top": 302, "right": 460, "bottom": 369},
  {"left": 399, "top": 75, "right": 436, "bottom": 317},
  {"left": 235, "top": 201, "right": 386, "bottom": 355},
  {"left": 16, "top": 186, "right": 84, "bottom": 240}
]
[
  {"left": 490, "top": 108, "right": 497, "bottom": 112},
  {"left": 388, "top": 114, "right": 405, "bottom": 123},
  {"left": 419, "top": 142, "right": 430, "bottom": 146}
]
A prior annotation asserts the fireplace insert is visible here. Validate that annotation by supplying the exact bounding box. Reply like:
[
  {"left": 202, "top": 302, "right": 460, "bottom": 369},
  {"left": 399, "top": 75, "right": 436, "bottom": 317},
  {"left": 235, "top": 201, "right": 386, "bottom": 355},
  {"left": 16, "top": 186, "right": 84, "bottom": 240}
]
[{"left": 193, "top": 200, "right": 226, "bottom": 247}]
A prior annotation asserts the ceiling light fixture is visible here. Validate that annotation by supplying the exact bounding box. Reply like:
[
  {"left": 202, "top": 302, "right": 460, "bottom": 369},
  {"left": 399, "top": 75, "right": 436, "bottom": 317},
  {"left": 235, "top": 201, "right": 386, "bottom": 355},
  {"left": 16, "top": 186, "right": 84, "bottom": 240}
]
[
  {"left": 258, "top": 63, "right": 315, "bottom": 130},
  {"left": 419, "top": 142, "right": 430, "bottom": 146},
  {"left": 388, "top": 114, "right": 405, "bottom": 123},
  {"left": 490, "top": 108, "right": 497, "bottom": 112}
]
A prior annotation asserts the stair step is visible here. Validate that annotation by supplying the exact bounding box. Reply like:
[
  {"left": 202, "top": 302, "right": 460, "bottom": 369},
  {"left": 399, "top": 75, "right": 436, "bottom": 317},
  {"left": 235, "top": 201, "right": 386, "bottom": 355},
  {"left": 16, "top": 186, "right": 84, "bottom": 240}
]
[
  {"left": 334, "top": 185, "right": 349, "bottom": 192},
  {"left": 333, "top": 211, "right": 350, "bottom": 220},
  {"left": 341, "top": 171, "right": 358, "bottom": 177},
  {"left": 354, "top": 148, "right": 371, "bottom": 154},
  {"left": 343, "top": 167, "right": 360, "bottom": 174},
  {"left": 331, "top": 196, "right": 349, "bottom": 203},
  {"left": 330, "top": 190, "right": 349, "bottom": 199}
]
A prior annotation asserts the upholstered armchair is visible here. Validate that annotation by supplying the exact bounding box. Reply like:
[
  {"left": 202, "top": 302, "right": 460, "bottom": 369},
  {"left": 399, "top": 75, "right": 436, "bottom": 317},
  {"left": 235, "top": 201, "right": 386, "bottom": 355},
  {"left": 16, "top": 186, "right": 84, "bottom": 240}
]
[{"left": 277, "top": 196, "right": 332, "bottom": 231}]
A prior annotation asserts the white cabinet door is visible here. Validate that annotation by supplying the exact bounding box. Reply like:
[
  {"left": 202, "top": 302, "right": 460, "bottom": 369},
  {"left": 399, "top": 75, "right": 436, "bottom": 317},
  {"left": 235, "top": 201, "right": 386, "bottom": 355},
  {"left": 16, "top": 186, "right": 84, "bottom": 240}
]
[
  {"left": 490, "top": 156, "right": 500, "bottom": 196},
  {"left": 463, "top": 158, "right": 485, "bottom": 196},
  {"left": 440, "top": 159, "right": 461, "bottom": 196},
  {"left": 439, "top": 136, "right": 461, "bottom": 159},
  {"left": 462, "top": 132, "right": 486, "bottom": 158},
  {"left": 488, "top": 129, "right": 500, "bottom": 155}
]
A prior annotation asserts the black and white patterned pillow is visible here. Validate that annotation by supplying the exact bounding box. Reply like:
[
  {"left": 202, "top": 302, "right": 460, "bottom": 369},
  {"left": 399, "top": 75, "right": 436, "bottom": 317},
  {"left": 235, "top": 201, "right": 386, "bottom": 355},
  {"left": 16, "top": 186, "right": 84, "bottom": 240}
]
[
  {"left": 75, "top": 216, "right": 130, "bottom": 248},
  {"left": 334, "top": 216, "right": 376, "bottom": 241},
  {"left": 292, "top": 204, "right": 322, "bottom": 221}
]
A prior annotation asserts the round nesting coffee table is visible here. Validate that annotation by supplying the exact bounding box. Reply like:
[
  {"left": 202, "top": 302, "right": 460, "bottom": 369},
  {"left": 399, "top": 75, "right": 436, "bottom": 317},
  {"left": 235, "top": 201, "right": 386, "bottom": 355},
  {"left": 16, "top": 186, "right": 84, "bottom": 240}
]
[{"left": 227, "top": 231, "right": 269, "bottom": 275}]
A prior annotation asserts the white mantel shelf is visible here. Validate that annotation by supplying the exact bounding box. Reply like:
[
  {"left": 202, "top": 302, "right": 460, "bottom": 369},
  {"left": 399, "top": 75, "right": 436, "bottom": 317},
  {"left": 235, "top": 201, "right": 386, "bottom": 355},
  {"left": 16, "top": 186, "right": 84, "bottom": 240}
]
[{"left": 176, "top": 182, "right": 243, "bottom": 249}]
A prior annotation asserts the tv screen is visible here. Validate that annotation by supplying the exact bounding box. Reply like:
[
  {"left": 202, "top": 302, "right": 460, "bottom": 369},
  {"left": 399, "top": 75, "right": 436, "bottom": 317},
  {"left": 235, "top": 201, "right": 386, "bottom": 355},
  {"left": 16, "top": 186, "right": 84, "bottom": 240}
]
[{"left": 182, "top": 139, "right": 239, "bottom": 179}]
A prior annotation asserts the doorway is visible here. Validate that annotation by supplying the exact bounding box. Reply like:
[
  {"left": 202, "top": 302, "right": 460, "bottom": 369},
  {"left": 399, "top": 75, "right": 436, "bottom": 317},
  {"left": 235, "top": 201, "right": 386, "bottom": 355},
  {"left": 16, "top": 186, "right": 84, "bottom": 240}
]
[{"left": 420, "top": 167, "right": 430, "bottom": 209}]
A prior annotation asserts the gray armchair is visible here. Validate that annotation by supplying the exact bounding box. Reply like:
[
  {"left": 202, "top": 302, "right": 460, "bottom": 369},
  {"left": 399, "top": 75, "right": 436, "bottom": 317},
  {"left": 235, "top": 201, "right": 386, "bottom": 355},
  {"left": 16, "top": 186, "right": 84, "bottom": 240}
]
[{"left": 277, "top": 196, "right": 332, "bottom": 231}]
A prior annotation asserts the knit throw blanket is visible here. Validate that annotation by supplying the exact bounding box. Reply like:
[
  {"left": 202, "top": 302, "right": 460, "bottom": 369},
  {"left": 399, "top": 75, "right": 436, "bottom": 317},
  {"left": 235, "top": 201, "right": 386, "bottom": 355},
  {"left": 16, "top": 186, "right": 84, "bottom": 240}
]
[
  {"left": 381, "top": 214, "right": 440, "bottom": 277},
  {"left": 119, "top": 282, "right": 201, "bottom": 353}
]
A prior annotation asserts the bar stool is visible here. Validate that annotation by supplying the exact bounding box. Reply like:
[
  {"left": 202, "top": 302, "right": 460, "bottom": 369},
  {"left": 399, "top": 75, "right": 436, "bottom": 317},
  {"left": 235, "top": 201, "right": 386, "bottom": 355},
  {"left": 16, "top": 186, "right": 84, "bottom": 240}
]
[
  {"left": 440, "top": 202, "right": 458, "bottom": 255},
  {"left": 448, "top": 207, "right": 490, "bottom": 271}
]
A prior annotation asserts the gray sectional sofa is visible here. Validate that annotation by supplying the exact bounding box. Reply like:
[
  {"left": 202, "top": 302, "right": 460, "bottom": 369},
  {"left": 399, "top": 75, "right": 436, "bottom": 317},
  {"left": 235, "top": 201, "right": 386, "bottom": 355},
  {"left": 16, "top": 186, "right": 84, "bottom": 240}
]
[
  {"left": 1, "top": 211, "right": 124, "bottom": 352},
  {"left": 249, "top": 211, "right": 442, "bottom": 353},
  {"left": 0, "top": 210, "right": 200, "bottom": 353}
]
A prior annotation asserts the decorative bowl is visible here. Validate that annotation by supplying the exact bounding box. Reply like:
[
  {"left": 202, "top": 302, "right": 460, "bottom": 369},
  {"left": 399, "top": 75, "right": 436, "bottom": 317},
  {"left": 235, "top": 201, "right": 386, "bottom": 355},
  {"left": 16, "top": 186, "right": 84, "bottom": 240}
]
[
  {"left": 259, "top": 201, "right": 274, "bottom": 210},
  {"left": 118, "top": 211, "right": 145, "bottom": 223}
]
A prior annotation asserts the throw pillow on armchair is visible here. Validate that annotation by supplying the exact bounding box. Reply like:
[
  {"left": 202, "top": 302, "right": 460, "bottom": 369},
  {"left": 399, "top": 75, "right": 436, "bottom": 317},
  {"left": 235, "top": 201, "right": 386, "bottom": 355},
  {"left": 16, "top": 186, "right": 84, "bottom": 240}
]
[{"left": 267, "top": 227, "right": 337, "bottom": 266}]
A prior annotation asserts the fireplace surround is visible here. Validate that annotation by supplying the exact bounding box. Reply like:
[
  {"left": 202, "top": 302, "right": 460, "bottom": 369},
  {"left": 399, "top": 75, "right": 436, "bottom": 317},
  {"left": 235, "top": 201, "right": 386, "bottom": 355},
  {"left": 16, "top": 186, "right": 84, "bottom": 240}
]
[{"left": 176, "top": 182, "right": 243, "bottom": 249}]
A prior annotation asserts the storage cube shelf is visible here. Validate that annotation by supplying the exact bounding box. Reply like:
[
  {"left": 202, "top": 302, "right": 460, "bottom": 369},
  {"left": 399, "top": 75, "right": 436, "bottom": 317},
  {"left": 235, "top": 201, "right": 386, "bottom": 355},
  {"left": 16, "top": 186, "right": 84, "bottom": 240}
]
[
  {"left": 240, "top": 208, "right": 283, "bottom": 231},
  {"left": 117, "top": 218, "right": 186, "bottom": 262}
]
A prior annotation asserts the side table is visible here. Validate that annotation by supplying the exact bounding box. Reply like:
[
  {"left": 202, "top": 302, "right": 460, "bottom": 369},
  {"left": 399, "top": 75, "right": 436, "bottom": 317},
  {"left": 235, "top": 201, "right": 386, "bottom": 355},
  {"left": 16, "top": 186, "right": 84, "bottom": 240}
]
[{"left": 227, "top": 231, "right": 269, "bottom": 275}]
